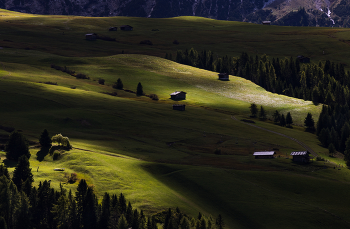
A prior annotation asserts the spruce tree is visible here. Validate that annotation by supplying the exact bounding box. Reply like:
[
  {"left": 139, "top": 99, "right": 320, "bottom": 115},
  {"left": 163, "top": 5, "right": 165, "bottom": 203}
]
[
  {"left": 344, "top": 137, "right": 350, "bottom": 168},
  {"left": 99, "top": 192, "right": 111, "bottom": 229},
  {"left": 272, "top": 110, "right": 281, "bottom": 123},
  {"left": 259, "top": 106, "right": 267, "bottom": 120},
  {"left": 113, "top": 78, "right": 123, "bottom": 90},
  {"left": 304, "top": 113, "right": 315, "bottom": 132},
  {"left": 5, "top": 131, "right": 30, "bottom": 161},
  {"left": 249, "top": 103, "right": 258, "bottom": 117},
  {"left": 12, "top": 155, "right": 33, "bottom": 192},
  {"left": 286, "top": 112, "right": 293, "bottom": 127},
  {"left": 328, "top": 143, "right": 336, "bottom": 157},
  {"left": 215, "top": 214, "right": 225, "bottom": 229},
  {"left": 0, "top": 164, "right": 10, "bottom": 180},
  {"left": 118, "top": 214, "right": 128, "bottom": 229},
  {"left": 280, "top": 114, "right": 286, "bottom": 127},
  {"left": 39, "top": 129, "right": 52, "bottom": 148},
  {"left": 137, "top": 82, "right": 144, "bottom": 96}
]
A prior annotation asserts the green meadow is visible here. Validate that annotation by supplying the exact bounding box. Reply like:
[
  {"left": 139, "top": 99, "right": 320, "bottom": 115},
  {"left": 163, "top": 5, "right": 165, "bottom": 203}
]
[{"left": 1, "top": 9, "right": 350, "bottom": 228}]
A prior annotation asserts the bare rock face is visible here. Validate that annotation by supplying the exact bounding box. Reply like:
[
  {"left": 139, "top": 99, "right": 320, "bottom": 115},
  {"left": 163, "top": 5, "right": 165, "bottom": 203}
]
[{"left": 0, "top": 0, "right": 349, "bottom": 27}]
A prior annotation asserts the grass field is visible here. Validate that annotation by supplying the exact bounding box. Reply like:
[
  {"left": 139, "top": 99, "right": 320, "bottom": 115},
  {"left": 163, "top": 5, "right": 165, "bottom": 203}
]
[{"left": 1, "top": 9, "right": 350, "bottom": 229}]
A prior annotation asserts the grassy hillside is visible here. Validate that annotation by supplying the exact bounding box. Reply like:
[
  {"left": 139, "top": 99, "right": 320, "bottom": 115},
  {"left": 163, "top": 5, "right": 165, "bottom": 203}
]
[{"left": 1, "top": 9, "right": 350, "bottom": 229}]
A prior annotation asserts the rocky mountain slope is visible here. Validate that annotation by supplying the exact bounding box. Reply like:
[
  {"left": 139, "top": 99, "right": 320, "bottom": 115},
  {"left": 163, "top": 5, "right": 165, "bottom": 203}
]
[{"left": 0, "top": 0, "right": 349, "bottom": 26}]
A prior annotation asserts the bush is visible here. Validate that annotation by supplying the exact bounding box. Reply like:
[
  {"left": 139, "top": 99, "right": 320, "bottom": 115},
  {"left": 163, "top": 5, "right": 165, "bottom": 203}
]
[
  {"left": 149, "top": 94, "right": 159, "bottom": 101},
  {"left": 214, "top": 149, "right": 221, "bottom": 155},
  {"left": 75, "top": 73, "right": 90, "bottom": 79},
  {"left": 98, "top": 78, "right": 105, "bottom": 85},
  {"left": 140, "top": 40, "right": 153, "bottom": 45},
  {"left": 68, "top": 173, "right": 78, "bottom": 183},
  {"left": 43, "top": 81, "right": 58, "bottom": 85},
  {"left": 53, "top": 151, "right": 61, "bottom": 160},
  {"left": 173, "top": 40, "right": 179, "bottom": 45}
]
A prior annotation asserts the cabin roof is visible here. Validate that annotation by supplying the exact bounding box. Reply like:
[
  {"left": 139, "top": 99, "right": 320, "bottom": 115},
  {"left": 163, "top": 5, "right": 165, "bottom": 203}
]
[
  {"left": 170, "top": 91, "right": 187, "bottom": 95},
  {"left": 253, "top": 151, "right": 275, "bottom": 156},
  {"left": 290, "top": 151, "right": 309, "bottom": 156}
]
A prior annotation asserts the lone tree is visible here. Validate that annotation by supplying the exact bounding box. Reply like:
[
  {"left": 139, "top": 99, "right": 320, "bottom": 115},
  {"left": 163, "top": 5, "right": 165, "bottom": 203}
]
[
  {"left": 12, "top": 155, "right": 33, "bottom": 192},
  {"left": 216, "top": 214, "right": 225, "bottom": 229},
  {"left": 51, "top": 133, "right": 72, "bottom": 150},
  {"left": 259, "top": 105, "right": 267, "bottom": 120},
  {"left": 136, "top": 82, "right": 143, "bottom": 96},
  {"left": 249, "top": 103, "right": 258, "bottom": 117},
  {"left": 5, "top": 131, "right": 30, "bottom": 161},
  {"left": 39, "top": 129, "right": 52, "bottom": 148},
  {"left": 286, "top": 112, "right": 293, "bottom": 127},
  {"left": 304, "top": 112, "right": 315, "bottom": 132},
  {"left": 113, "top": 78, "right": 123, "bottom": 90}
]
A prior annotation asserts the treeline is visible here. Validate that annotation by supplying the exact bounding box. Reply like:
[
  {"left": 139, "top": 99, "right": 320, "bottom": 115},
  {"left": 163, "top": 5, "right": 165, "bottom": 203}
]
[
  {"left": 0, "top": 164, "right": 224, "bottom": 229},
  {"left": 175, "top": 48, "right": 350, "bottom": 106}
]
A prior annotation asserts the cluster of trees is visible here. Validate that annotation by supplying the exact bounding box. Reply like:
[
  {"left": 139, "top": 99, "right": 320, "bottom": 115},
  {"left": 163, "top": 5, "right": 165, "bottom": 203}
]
[
  {"left": 0, "top": 165, "right": 225, "bottom": 229},
  {"left": 112, "top": 78, "right": 144, "bottom": 96},
  {"left": 175, "top": 48, "right": 350, "bottom": 107},
  {"left": 249, "top": 103, "right": 296, "bottom": 128}
]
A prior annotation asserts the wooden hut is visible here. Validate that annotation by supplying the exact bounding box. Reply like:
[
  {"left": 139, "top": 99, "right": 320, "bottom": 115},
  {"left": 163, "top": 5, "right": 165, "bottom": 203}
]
[
  {"left": 253, "top": 151, "right": 275, "bottom": 159},
  {"left": 170, "top": 91, "right": 186, "bottom": 100},
  {"left": 290, "top": 151, "right": 310, "bottom": 163},
  {"left": 173, "top": 104, "right": 186, "bottom": 111},
  {"left": 218, "top": 73, "right": 229, "bottom": 81},
  {"left": 109, "top": 27, "right": 118, "bottom": 31},
  {"left": 262, "top": 21, "right": 271, "bottom": 25},
  {"left": 85, "top": 33, "right": 97, "bottom": 41},
  {"left": 120, "top": 25, "right": 133, "bottom": 31}
]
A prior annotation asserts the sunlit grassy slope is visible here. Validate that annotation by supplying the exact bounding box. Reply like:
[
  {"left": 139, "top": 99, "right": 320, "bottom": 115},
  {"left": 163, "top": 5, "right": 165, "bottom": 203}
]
[{"left": 1, "top": 9, "right": 350, "bottom": 229}]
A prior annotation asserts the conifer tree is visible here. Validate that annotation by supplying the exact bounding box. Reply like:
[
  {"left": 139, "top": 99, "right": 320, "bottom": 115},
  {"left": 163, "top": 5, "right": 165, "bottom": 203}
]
[
  {"left": 272, "top": 110, "right": 281, "bottom": 123},
  {"left": 137, "top": 82, "right": 144, "bottom": 96},
  {"left": 286, "top": 112, "right": 293, "bottom": 127},
  {"left": 118, "top": 214, "right": 128, "bottom": 229},
  {"left": 39, "top": 129, "right": 52, "bottom": 148},
  {"left": 12, "top": 155, "right": 33, "bottom": 192},
  {"left": 280, "top": 114, "right": 286, "bottom": 127},
  {"left": 0, "top": 164, "right": 10, "bottom": 180},
  {"left": 215, "top": 214, "right": 225, "bottom": 229},
  {"left": 259, "top": 105, "right": 267, "bottom": 120},
  {"left": 113, "top": 78, "right": 124, "bottom": 90},
  {"left": 99, "top": 192, "right": 111, "bottom": 229},
  {"left": 5, "top": 131, "right": 30, "bottom": 161},
  {"left": 304, "top": 113, "right": 315, "bottom": 132},
  {"left": 328, "top": 143, "right": 336, "bottom": 157},
  {"left": 249, "top": 103, "right": 258, "bottom": 117}
]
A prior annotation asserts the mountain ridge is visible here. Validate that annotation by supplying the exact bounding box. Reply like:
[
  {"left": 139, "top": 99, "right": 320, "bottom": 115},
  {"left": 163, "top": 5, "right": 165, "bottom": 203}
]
[{"left": 1, "top": 0, "right": 350, "bottom": 26}]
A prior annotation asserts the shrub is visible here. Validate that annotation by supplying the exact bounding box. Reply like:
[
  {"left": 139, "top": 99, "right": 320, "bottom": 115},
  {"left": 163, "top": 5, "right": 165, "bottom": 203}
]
[
  {"left": 53, "top": 151, "right": 61, "bottom": 160},
  {"left": 98, "top": 78, "right": 105, "bottom": 85},
  {"left": 68, "top": 173, "right": 78, "bottom": 183},
  {"left": 214, "top": 149, "right": 221, "bottom": 155},
  {"left": 140, "top": 40, "right": 153, "bottom": 45},
  {"left": 149, "top": 94, "right": 159, "bottom": 101},
  {"left": 43, "top": 82, "right": 57, "bottom": 85},
  {"left": 75, "top": 73, "right": 90, "bottom": 79},
  {"left": 173, "top": 40, "right": 179, "bottom": 45}
]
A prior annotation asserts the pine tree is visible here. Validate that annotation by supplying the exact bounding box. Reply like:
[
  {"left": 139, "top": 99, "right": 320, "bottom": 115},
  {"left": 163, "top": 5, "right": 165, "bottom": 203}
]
[
  {"left": 272, "top": 110, "right": 281, "bottom": 123},
  {"left": 286, "top": 112, "right": 293, "bottom": 127},
  {"left": 280, "top": 114, "right": 286, "bottom": 127},
  {"left": 5, "top": 131, "right": 30, "bottom": 161},
  {"left": 249, "top": 103, "right": 258, "bottom": 117},
  {"left": 119, "top": 193, "right": 127, "bottom": 214},
  {"left": 113, "top": 78, "right": 124, "bottom": 90},
  {"left": 0, "top": 164, "right": 10, "bottom": 180},
  {"left": 344, "top": 137, "right": 350, "bottom": 168},
  {"left": 99, "top": 192, "right": 111, "bottom": 229},
  {"left": 118, "top": 214, "right": 128, "bottom": 229},
  {"left": 39, "top": 129, "right": 52, "bottom": 148},
  {"left": 12, "top": 155, "right": 33, "bottom": 192},
  {"left": 215, "top": 214, "right": 225, "bottom": 229},
  {"left": 328, "top": 143, "right": 336, "bottom": 157},
  {"left": 137, "top": 82, "right": 144, "bottom": 96},
  {"left": 258, "top": 105, "right": 267, "bottom": 120},
  {"left": 304, "top": 113, "right": 315, "bottom": 132}
]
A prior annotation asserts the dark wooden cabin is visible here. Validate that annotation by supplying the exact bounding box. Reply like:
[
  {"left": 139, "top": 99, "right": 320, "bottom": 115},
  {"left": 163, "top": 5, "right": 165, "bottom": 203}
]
[
  {"left": 297, "top": 55, "right": 310, "bottom": 63},
  {"left": 120, "top": 25, "right": 133, "bottom": 31},
  {"left": 109, "top": 27, "right": 118, "bottom": 31},
  {"left": 85, "top": 33, "right": 97, "bottom": 41},
  {"left": 218, "top": 73, "right": 229, "bottom": 81},
  {"left": 291, "top": 151, "right": 310, "bottom": 163},
  {"left": 170, "top": 91, "right": 187, "bottom": 100}
]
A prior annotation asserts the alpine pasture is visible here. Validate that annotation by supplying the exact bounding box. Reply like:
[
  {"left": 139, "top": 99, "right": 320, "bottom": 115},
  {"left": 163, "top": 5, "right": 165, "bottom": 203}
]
[{"left": 1, "top": 9, "right": 350, "bottom": 228}]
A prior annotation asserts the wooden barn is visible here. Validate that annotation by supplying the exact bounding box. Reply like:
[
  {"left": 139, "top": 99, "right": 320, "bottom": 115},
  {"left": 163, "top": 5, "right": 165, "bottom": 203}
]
[
  {"left": 297, "top": 55, "right": 310, "bottom": 63},
  {"left": 262, "top": 21, "right": 271, "bottom": 25},
  {"left": 290, "top": 151, "right": 310, "bottom": 163},
  {"left": 173, "top": 104, "right": 186, "bottom": 111},
  {"left": 170, "top": 91, "right": 186, "bottom": 100},
  {"left": 85, "top": 33, "right": 97, "bottom": 41},
  {"left": 253, "top": 151, "right": 275, "bottom": 159},
  {"left": 120, "top": 25, "right": 133, "bottom": 31},
  {"left": 109, "top": 27, "right": 118, "bottom": 31},
  {"left": 218, "top": 73, "right": 229, "bottom": 81}
]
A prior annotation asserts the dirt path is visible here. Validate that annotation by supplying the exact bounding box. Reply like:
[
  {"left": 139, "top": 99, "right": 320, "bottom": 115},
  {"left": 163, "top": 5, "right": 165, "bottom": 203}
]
[{"left": 231, "top": 116, "right": 318, "bottom": 157}]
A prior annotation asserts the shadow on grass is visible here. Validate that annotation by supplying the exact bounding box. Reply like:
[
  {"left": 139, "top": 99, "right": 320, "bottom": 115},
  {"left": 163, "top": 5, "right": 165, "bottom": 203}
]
[
  {"left": 36, "top": 147, "right": 50, "bottom": 162},
  {"left": 3, "top": 158, "right": 17, "bottom": 168}
]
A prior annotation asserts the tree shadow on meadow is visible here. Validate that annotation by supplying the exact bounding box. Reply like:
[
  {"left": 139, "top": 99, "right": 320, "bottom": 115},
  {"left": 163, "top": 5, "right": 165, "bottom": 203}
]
[{"left": 36, "top": 147, "right": 50, "bottom": 162}]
